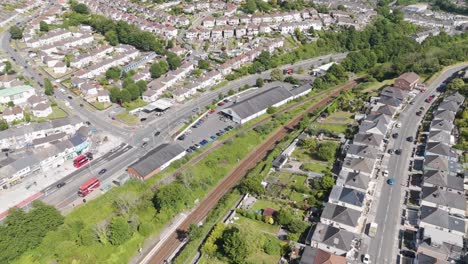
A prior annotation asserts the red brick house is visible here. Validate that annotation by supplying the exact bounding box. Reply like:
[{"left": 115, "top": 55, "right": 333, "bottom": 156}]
[{"left": 394, "top": 72, "right": 420, "bottom": 90}]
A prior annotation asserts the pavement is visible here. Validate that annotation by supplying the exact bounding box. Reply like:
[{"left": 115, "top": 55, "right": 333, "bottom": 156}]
[{"left": 366, "top": 63, "right": 468, "bottom": 264}]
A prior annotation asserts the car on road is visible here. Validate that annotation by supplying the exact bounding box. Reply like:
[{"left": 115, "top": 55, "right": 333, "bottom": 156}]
[
  {"left": 392, "top": 133, "right": 399, "bottom": 139},
  {"left": 387, "top": 178, "right": 395, "bottom": 185},
  {"left": 141, "top": 142, "right": 148, "bottom": 148},
  {"left": 388, "top": 149, "right": 394, "bottom": 154},
  {"left": 416, "top": 111, "right": 422, "bottom": 116},
  {"left": 395, "top": 149, "right": 402, "bottom": 155},
  {"left": 79, "top": 103, "right": 84, "bottom": 107},
  {"left": 56, "top": 182, "right": 66, "bottom": 188},
  {"left": 154, "top": 131, "right": 160, "bottom": 137},
  {"left": 200, "top": 139, "right": 209, "bottom": 146},
  {"left": 407, "top": 136, "right": 414, "bottom": 142},
  {"left": 363, "top": 254, "right": 371, "bottom": 264},
  {"left": 210, "top": 135, "right": 217, "bottom": 140},
  {"left": 192, "top": 107, "right": 200, "bottom": 113},
  {"left": 38, "top": 73, "right": 42, "bottom": 76},
  {"left": 177, "top": 135, "right": 186, "bottom": 141},
  {"left": 425, "top": 95, "right": 435, "bottom": 103},
  {"left": 383, "top": 170, "right": 389, "bottom": 177},
  {"left": 98, "top": 169, "right": 107, "bottom": 175}
]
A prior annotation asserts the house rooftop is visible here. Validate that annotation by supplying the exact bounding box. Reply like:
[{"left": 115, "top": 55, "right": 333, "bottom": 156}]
[
  {"left": 321, "top": 203, "right": 361, "bottom": 228},
  {"left": 311, "top": 223, "right": 358, "bottom": 253},
  {"left": 420, "top": 205, "right": 465, "bottom": 233},
  {"left": 129, "top": 143, "right": 185, "bottom": 177}
]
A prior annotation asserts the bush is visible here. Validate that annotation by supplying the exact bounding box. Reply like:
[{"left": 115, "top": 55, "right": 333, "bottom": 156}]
[
  {"left": 263, "top": 238, "right": 281, "bottom": 255},
  {"left": 108, "top": 217, "right": 132, "bottom": 246}
]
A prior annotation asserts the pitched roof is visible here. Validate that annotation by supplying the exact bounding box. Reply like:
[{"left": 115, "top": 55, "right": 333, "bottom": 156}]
[
  {"left": 358, "top": 119, "right": 388, "bottom": 135},
  {"left": 378, "top": 95, "right": 402, "bottom": 107},
  {"left": 353, "top": 133, "right": 383, "bottom": 148},
  {"left": 346, "top": 144, "right": 378, "bottom": 159},
  {"left": 423, "top": 170, "right": 463, "bottom": 191},
  {"left": 329, "top": 186, "right": 365, "bottom": 208},
  {"left": 380, "top": 86, "right": 408, "bottom": 100},
  {"left": 430, "top": 119, "right": 453, "bottom": 132},
  {"left": 129, "top": 143, "right": 185, "bottom": 177},
  {"left": 311, "top": 223, "right": 357, "bottom": 253},
  {"left": 425, "top": 142, "right": 456, "bottom": 158},
  {"left": 427, "top": 129, "right": 451, "bottom": 145},
  {"left": 374, "top": 104, "right": 396, "bottom": 116},
  {"left": 337, "top": 170, "right": 370, "bottom": 191},
  {"left": 433, "top": 109, "right": 455, "bottom": 122},
  {"left": 342, "top": 157, "right": 375, "bottom": 175},
  {"left": 438, "top": 100, "right": 461, "bottom": 113},
  {"left": 222, "top": 86, "right": 293, "bottom": 120},
  {"left": 32, "top": 102, "right": 51, "bottom": 111},
  {"left": 0, "top": 85, "right": 34, "bottom": 98},
  {"left": 421, "top": 186, "right": 465, "bottom": 211},
  {"left": 397, "top": 72, "right": 419, "bottom": 84},
  {"left": 444, "top": 92, "right": 464, "bottom": 105},
  {"left": 321, "top": 203, "right": 361, "bottom": 227},
  {"left": 420, "top": 205, "right": 465, "bottom": 233},
  {"left": 424, "top": 155, "right": 449, "bottom": 171}
]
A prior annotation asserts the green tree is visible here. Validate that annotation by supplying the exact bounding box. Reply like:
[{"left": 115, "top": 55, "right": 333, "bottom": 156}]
[
  {"left": 256, "top": 78, "right": 264, "bottom": 87},
  {"left": 72, "top": 3, "right": 90, "bottom": 14},
  {"left": 44, "top": 78, "right": 54, "bottom": 95},
  {"left": 9, "top": 26, "right": 23, "bottom": 39},
  {"left": 105, "top": 30, "right": 119, "bottom": 46},
  {"left": 39, "top": 21, "right": 49, "bottom": 32},
  {"left": 135, "top": 80, "right": 147, "bottom": 93},
  {"left": 187, "top": 224, "right": 203, "bottom": 240},
  {"left": 286, "top": 219, "right": 308, "bottom": 234},
  {"left": 152, "top": 183, "right": 189, "bottom": 212},
  {"left": 320, "top": 175, "right": 335, "bottom": 190},
  {"left": 0, "top": 119, "right": 8, "bottom": 131},
  {"left": 241, "top": 0, "right": 258, "bottom": 14},
  {"left": 222, "top": 227, "right": 251, "bottom": 264},
  {"left": 120, "top": 89, "right": 132, "bottom": 103},
  {"left": 108, "top": 217, "right": 132, "bottom": 246},
  {"left": 3, "top": 61, "right": 12, "bottom": 74},
  {"left": 105, "top": 66, "right": 121, "bottom": 80},
  {"left": 316, "top": 142, "right": 337, "bottom": 162},
  {"left": 79, "top": 227, "right": 96, "bottom": 246},
  {"left": 274, "top": 208, "right": 293, "bottom": 226},
  {"left": 266, "top": 106, "right": 277, "bottom": 114},
  {"left": 127, "top": 83, "right": 141, "bottom": 100},
  {"left": 166, "top": 52, "right": 181, "bottom": 70},
  {"left": 300, "top": 137, "right": 317, "bottom": 150},
  {"left": 237, "top": 177, "right": 264, "bottom": 196},
  {"left": 198, "top": 59, "right": 210, "bottom": 70},
  {"left": 447, "top": 78, "right": 464, "bottom": 92},
  {"left": 270, "top": 68, "right": 284, "bottom": 81},
  {"left": 109, "top": 87, "right": 121, "bottom": 103},
  {"left": 150, "top": 60, "right": 169, "bottom": 78}
]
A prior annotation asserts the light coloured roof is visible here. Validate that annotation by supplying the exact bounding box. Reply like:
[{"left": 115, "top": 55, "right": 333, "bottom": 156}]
[{"left": 0, "top": 85, "right": 34, "bottom": 98}]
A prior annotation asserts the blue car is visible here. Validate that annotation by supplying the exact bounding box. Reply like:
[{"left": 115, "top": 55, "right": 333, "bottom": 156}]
[
  {"left": 200, "top": 139, "right": 209, "bottom": 146},
  {"left": 210, "top": 135, "right": 217, "bottom": 140},
  {"left": 387, "top": 178, "right": 395, "bottom": 185}
]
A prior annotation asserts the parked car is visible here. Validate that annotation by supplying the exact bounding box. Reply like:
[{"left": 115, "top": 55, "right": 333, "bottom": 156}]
[
  {"left": 98, "top": 169, "right": 107, "bottom": 175},
  {"left": 209, "top": 109, "right": 215, "bottom": 114},
  {"left": 407, "top": 136, "right": 414, "bottom": 142},
  {"left": 210, "top": 135, "right": 217, "bottom": 140},
  {"left": 363, "top": 254, "right": 371, "bottom": 264},
  {"left": 190, "top": 146, "right": 197, "bottom": 151},
  {"left": 56, "top": 182, "right": 66, "bottom": 188},
  {"left": 392, "top": 133, "right": 399, "bottom": 139},
  {"left": 141, "top": 142, "right": 148, "bottom": 148},
  {"left": 154, "top": 131, "right": 160, "bottom": 137},
  {"left": 79, "top": 103, "right": 84, "bottom": 107},
  {"left": 395, "top": 149, "right": 402, "bottom": 155},
  {"left": 388, "top": 149, "right": 394, "bottom": 154},
  {"left": 387, "top": 178, "right": 395, "bottom": 185},
  {"left": 186, "top": 148, "right": 193, "bottom": 153},
  {"left": 416, "top": 111, "right": 422, "bottom": 116},
  {"left": 177, "top": 135, "right": 186, "bottom": 140},
  {"left": 217, "top": 102, "right": 225, "bottom": 106},
  {"left": 200, "top": 139, "right": 209, "bottom": 146},
  {"left": 383, "top": 170, "right": 389, "bottom": 177}
]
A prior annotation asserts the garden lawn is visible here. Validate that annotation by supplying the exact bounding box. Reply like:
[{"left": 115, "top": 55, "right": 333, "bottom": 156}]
[
  {"left": 247, "top": 251, "right": 281, "bottom": 264},
  {"left": 116, "top": 112, "right": 139, "bottom": 125},
  {"left": 300, "top": 162, "right": 329, "bottom": 173},
  {"left": 315, "top": 123, "right": 348, "bottom": 133},
  {"left": 47, "top": 106, "right": 68, "bottom": 119},
  {"left": 251, "top": 199, "right": 282, "bottom": 212},
  {"left": 235, "top": 216, "right": 280, "bottom": 235}
]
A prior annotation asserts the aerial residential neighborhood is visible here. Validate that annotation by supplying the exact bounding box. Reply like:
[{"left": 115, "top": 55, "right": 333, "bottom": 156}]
[{"left": 0, "top": 0, "right": 467, "bottom": 263}]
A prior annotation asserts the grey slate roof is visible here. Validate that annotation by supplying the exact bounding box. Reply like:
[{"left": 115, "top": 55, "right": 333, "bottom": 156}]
[
  {"left": 342, "top": 157, "right": 375, "bottom": 175},
  {"left": 424, "top": 155, "right": 449, "bottom": 171},
  {"left": 311, "top": 223, "right": 357, "bottom": 253},
  {"left": 365, "top": 112, "right": 391, "bottom": 124},
  {"left": 425, "top": 142, "right": 456, "bottom": 158},
  {"left": 129, "top": 143, "right": 185, "bottom": 177},
  {"left": 427, "top": 130, "right": 451, "bottom": 145},
  {"left": 321, "top": 203, "right": 360, "bottom": 227},
  {"left": 423, "top": 170, "right": 463, "bottom": 191},
  {"left": 438, "top": 100, "right": 461, "bottom": 113},
  {"left": 222, "top": 86, "right": 295, "bottom": 120},
  {"left": 32, "top": 132, "right": 66, "bottom": 146},
  {"left": 374, "top": 104, "right": 396, "bottom": 116},
  {"left": 429, "top": 119, "right": 454, "bottom": 133},
  {"left": 421, "top": 186, "right": 465, "bottom": 211},
  {"left": 353, "top": 133, "right": 383, "bottom": 148},
  {"left": 0, "top": 116, "right": 83, "bottom": 140},
  {"left": 358, "top": 119, "right": 388, "bottom": 135},
  {"left": 346, "top": 144, "right": 378, "bottom": 159},
  {"left": 420, "top": 205, "right": 465, "bottom": 233},
  {"left": 337, "top": 170, "right": 370, "bottom": 192},
  {"left": 433, "top": 109, "right": 455, "bottom": 123},
  {"left": 378, "top": 95, "right": 401, "bottom": 107},
  {"left": 444, "top": 92, "right": 464, "bottom": 105},
  {"left": 329, "top": 186, "right": 365, "bottom": 208},
  {"left": 380, "top": 86, "right": 408, "bottom": 100}
]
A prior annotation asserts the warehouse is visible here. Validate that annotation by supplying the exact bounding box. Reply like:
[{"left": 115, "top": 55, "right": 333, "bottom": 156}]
[
  {"left": 127, "top": 143, "right": 185, "bottom": 180},
  {"left": 221, "top": 84, "right": 311, "bottom": 124}
]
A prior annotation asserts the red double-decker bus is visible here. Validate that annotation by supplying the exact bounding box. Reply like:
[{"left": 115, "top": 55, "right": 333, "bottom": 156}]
[
  {"left": 78, "top": 177, "right": 100, "bottom": 197},
  {"left": 73, "top": 154, "right": 89, "bottom": 168}
]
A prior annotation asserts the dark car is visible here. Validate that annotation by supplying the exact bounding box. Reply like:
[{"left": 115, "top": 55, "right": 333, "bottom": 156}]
[
  {"left": 216, "top": 132, "right": 222, "bottom": 137},
  {"left": 98, "top": 169, "right": 107, "bottom": 175},
  {"left": 388, "top": 149, "right": 394, "bottom": 154},
  {"left": 395, "top": 149, "right": 402, "bottom": 155},
  {"left": 210, "top": 135, "right": 217, "bottom": 140},
  {"left": 416, "top": 111, "right": 422, "bottom": 116},
  {"left": 400, "top": 250, "right": 416, "bottom": 258},
  {"left": 217, "top": 102, "right": 225, "bottom": 106},
  {"left": 407, "top": 136, "right": 414, "bottom": 142},
  {"left": 56, "top": 182, "right": 66, "bottom": 188},
  {"left": 186, "top": 148, "right": 193, "bottom": 153},
  {"left": 154, "top": 131, "right": 161, "bottom": 137},
  {"left": 392, "top": 133, "right": 399, "bottom": 139},
  {"left": 177, "top": 135, "right": 186, "bottom": 141},
  {"left": 141, "top": 142, "right": 148, "bottom": 148},
  {"left": 79, "top": 103, "right": 84, "bottom": 107},
  {"left": 200, "top": 139, "right": 209, "bottom": 146},
  {"left": 190, "top": 146, "right": 197, "bottom": 151}
]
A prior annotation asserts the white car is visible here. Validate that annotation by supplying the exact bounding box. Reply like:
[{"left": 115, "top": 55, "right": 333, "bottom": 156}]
[
  {"left": 395, "top": 122, "right": 401, "bottom": 128},
  {"left": 363, "top": 254, "right": 371, "bottom": 264},
  {"left": 383, "top": 170, "right": 389, "bottom": 177}
]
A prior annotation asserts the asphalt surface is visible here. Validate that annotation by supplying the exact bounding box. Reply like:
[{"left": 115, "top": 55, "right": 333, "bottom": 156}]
[{"left": 368, "top": 63, "right": 468, "bottom": 264}]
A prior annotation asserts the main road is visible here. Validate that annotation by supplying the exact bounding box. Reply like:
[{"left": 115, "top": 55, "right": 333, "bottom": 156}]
[{"left": 368, "top": 63, "right": 468, "bottom": 264}]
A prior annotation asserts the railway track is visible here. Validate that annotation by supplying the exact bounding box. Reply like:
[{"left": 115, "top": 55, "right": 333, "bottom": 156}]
[{"left": 146, "top": 80, "right": 357, "bottom": 263}]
